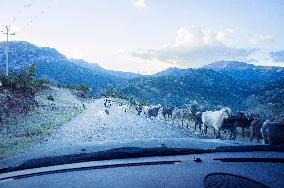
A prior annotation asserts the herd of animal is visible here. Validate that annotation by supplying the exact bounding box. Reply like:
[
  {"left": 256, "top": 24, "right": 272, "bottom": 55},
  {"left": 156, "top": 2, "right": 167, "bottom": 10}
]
[
  {"left": 137, "top": 105, "right": 284, "bottom": 145},
  {"left": 102, "top": 98, "right": 284, "bottom": 145}
]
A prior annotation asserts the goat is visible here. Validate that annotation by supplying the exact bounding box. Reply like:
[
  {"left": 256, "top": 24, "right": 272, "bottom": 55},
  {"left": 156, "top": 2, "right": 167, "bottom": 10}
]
[
  {"left": 118, "top": 105, "right": 128, "bottom": 113},
  {"left": 162, "top": 107, "right": 174, "bottom": 119},
  {"left": 202, "top": 107, "right": 231, "bottom": 139},
  {"left": 261, "top": 118, "right": 284, "bottom": 145},
  {"left": 235, "top": 112, "right": 253, "bottom": 137},
  {"left": 194, "top": 111, "right": 203, "bottom": 132},
  {"left": 220, "top": 115, "right": 239, "bottom": 140},
  {"left": 250, "top": 116, "right": 265, "bottom": 143},
  {"left": 96, "top": 110, "right": 109, "bottom": 126},
  {"left": 173, "top": 109, "right": 190, "bottom": 127},
  {"left": 148, "top": 107, "right": 161, "bottom": 118},
  {"left": 136, "top": 105, "right": 143, "bottom": 116}
]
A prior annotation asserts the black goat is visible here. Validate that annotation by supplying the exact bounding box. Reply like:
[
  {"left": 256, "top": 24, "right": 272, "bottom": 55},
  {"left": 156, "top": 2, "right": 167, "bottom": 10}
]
[
  {"left": 162, "top": 107, "right": 174, "bottom": 119},
  {"left": 148, "top": 107, "right": 161, "bottom": 118}
]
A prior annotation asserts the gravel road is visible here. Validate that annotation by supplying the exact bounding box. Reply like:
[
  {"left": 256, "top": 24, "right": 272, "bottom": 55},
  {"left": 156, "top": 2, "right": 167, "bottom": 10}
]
[{"left": 32, "top": 98, "right": 201, "bottom": 150}]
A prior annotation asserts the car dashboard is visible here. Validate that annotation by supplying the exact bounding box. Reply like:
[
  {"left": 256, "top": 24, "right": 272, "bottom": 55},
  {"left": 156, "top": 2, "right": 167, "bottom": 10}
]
[{"left": 0, "top": 151, "right": 283, "bottom": 188}]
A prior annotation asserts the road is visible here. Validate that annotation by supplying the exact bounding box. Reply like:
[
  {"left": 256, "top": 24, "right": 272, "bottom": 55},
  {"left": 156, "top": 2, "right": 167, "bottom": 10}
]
[{"left": 33, "top": 98, "right": 200, "bottom": 150}]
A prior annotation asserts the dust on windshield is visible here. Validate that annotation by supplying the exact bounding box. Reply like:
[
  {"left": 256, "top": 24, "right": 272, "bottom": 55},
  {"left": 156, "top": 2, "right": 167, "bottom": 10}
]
[{"left": 0, "top": 0, "right": 284, "bottom": 159}]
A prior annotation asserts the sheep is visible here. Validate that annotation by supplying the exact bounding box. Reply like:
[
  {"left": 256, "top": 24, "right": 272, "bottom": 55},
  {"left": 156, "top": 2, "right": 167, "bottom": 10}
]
[
  {"left": 261, "top": 119, "right": 284, "bottom": 145},
  {"left": 201, "top": 107, "right": 231, "bottom": 139}
]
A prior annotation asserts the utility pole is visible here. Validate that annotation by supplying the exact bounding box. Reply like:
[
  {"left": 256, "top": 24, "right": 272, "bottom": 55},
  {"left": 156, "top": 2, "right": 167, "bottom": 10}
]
[{"left": 1, "top": 26, "right": 15, "bottom": 76}]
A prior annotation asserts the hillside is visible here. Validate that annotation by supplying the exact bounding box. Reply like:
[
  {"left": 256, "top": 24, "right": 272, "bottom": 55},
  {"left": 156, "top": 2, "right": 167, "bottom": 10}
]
[
  {"left": 0, "top": 41, "right": 138, "bottom": 89},
  {"left": 69, "top": 58, "right": 139, "bottom": 79},
  {"left": 1, "top": 41, "right": 283, "bottom": 115},
  {"left": 110, "top": 69, "right": 253, "bottom": 110},
  {"left": 241, "top": 78, "right": 284, "bottom": 118},
  {"left": 108, "top": 63, "right": 283, "bottom": 113},
  {"left": 0, "top": 85, "right": 84, "bottom": 157},
  {"left": 203, "top": 60, "right": 284, "bottom": 82}
]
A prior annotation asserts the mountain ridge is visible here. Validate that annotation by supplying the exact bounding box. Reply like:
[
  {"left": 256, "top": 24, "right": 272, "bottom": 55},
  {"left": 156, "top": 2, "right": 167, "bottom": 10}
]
[
  {"left": 0, "top": 41, "right": 139, "bottom": 88},
  {"left": 1, "top": 41, "right": 283, "bottom": 117}
]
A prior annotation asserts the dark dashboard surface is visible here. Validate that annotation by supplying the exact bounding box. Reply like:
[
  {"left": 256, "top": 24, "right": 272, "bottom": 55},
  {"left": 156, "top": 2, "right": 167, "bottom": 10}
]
[{"left": 0, "top": 151, "right": 283, "bottom": 188}]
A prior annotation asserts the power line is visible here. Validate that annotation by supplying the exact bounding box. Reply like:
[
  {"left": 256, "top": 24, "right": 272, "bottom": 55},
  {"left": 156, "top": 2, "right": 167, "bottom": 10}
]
[{"left": 1, "top": 26, "right": 16, "bottom": 76}]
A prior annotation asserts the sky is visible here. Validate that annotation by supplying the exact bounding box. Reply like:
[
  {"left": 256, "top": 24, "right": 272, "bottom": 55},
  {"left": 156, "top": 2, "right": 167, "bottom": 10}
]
[{"left": 1, "top": 0, "right": 284, "bottom": 74}]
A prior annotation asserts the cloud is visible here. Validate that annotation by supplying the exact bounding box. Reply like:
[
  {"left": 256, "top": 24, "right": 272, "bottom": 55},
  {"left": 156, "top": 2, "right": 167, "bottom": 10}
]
[
  {"left": 270, "top": 50, "right": 284, "bottom": 62},
  {"left": 249, "top": 34, "right": 274, "bottom": 44},
  {"left": 132, "top": 0, "right": 146, "bottom": 8},
  {"left": 128, "top": 27, "right": 256, "bottom": 67},
  {"left": 130, "top": 45, "right": 255, "bottom": 67}
]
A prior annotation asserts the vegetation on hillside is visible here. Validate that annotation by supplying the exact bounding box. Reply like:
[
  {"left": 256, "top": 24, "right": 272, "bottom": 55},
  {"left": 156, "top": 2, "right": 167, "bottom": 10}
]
[
  {"left": 109, "top": 69, "right": 253, "bottom": 110},
  {"left": 241, "top": 78, "right": 284, "bottom": 118},
  {"left": 0, "top": 64, "right": 48, "bottom": 95}
]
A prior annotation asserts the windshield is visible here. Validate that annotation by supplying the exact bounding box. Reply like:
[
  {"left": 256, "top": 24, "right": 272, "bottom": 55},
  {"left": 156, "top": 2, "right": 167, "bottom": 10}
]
[{"left": 0, "top": 0, "right": 283, "bottom": 161}]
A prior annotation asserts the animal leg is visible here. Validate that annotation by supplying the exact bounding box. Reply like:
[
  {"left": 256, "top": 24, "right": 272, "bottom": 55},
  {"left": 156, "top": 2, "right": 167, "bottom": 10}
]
[
  {"left": 242, "top": 127, "right": 245, "bottom": 137},
  {"left": 231, "top": 128, "right": 237, "bottom": 140},
  {"left": 250, "top": 131, "right": 254, "bottom": 142},
  {"left": 216, "top": 128, "right": 221, "bottom": 139}
]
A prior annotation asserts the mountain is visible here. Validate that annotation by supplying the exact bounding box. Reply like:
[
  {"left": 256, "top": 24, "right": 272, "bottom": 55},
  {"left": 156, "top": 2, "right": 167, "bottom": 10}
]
[
  {"left": 111, "top": 69, "right": 253, "bottom": 110},
  {"left": 69, "top": 58, "right": 139, "bottom": 79},
  {"left": 203, "top": 60, "right": 284, "bottom": 82},
  {"left": 108, "top": 61, "right": 283, "bottom": 112},
  {"left": 153, "top": 67, "right": 189, "bottom": 77},
  {"left": 1, "top": 41, "right": 283, "bottom": 115},
  {"left": 0, "top": 41, "right": 138, "bottom": 88},
  {"left": 0, "top": 41, "right": 66, "bottom": 70},
  {"left": 241, "top": 77, "right": 284, "bottom": 118}
]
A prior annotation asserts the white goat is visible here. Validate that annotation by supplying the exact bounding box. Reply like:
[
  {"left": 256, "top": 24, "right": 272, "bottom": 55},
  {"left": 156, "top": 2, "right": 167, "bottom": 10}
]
[
  {"left": 142, "top": 106, "right": 150, "bottom": 116},
  {"left": 96, "top": 110, "right": 108, "bottom": 126},
  {"left": 202, "top": 107, "right": 231, "bottom": 138},
  {"left": 118, "top": 105, "right": 128, "bottom": 113}
]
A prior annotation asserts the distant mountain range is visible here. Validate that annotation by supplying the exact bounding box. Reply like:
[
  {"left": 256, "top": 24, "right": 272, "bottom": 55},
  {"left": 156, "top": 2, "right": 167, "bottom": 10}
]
[
  {"left": 0, "top": 41, "right": 139, "bottom": 88},
  {"left": 1, "top": 41, "right": 283, "bottom": 117},
  {"left": 112, "top": 68, "right": 253, "bottom": 109},
  {"left": 203, "top": 60, "right": 284, "bottom": 82},
  {"left": 153, "top": 60, "right": 284, "bottom": 82}
]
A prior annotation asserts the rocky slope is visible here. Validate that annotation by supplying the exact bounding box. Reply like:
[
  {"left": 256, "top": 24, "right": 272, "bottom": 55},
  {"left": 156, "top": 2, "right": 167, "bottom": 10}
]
[{"left": 0, "top": 85, "right": 84, "bottom": 158}]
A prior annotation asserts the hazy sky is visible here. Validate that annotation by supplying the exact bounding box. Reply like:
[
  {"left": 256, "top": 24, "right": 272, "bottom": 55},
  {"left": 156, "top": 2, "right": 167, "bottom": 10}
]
[{"left": 1, "top": 0, "right": 284, "bottom": 74}]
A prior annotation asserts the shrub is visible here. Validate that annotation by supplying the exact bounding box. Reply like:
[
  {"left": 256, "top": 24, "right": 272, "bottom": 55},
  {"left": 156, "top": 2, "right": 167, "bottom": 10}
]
[
  {"left": 0, "top": 64, "right": 48, "bottom": 95},
  {"left": 65, "top": 83, "right": 91, "bottom": 98}
]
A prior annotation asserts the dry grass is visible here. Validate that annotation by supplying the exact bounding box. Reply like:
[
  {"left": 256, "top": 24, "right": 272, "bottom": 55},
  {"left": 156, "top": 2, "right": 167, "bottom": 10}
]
[{"left": 0, "top": 86, "right": 84, "bottom": 158}]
